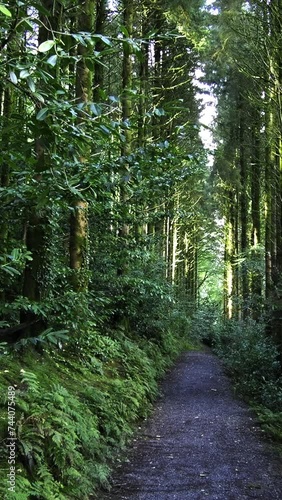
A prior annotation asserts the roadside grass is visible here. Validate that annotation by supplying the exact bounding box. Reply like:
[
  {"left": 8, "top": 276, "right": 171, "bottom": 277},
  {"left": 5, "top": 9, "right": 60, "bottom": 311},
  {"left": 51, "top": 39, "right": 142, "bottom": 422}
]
[{"left": 0, "top": 325, "right": 193, "bottom": 499}]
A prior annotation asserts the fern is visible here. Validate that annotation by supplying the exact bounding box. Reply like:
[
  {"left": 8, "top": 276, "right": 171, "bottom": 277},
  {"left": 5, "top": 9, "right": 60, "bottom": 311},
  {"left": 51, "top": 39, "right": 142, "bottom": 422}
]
[
  {"left": 19, "top": 370, "right": 40, "bottom": 394},
  {"left": 0, "top": 296, "right": 187, "bottom": 500}
]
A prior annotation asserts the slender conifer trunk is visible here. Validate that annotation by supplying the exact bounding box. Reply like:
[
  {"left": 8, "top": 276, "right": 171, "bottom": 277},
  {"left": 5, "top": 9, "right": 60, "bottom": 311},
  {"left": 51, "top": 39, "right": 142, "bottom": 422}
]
[{"left": 69, "top": 0, "right": 95, "bottom": 290}]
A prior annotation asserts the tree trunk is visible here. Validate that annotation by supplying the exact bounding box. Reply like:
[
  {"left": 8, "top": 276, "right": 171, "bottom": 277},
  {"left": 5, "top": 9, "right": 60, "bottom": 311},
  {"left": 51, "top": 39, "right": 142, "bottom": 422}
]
[
  {"left": 21, "top": 0, "right": 59, "bottom": 331},
  {"left": 239, "top": 99, "right": 249, "bottom": 317},
  {"left": 250, "top": 114, "right": 262, "bottom": 318},
  {"left": 93, "top": 0, "right": 107, "bottom": 102},
  {"left": 117, "top": 0, "right": 134, "bottom": 273},
  {"left": 70, "top": 0, "right": 95, "bottom": 290}
]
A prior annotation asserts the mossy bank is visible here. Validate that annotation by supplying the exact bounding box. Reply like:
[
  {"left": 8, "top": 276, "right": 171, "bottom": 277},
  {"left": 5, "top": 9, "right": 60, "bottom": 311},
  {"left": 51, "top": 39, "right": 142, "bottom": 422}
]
[{"left": 0, "top": 327, "right": 194, "bottom": 500}]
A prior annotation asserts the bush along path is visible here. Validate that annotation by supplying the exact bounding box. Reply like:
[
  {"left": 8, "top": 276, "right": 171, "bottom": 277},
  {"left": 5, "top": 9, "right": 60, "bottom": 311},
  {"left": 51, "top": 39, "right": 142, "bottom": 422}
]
[{"left": 98, "top": 350, "right": 282, "bottom": 500}]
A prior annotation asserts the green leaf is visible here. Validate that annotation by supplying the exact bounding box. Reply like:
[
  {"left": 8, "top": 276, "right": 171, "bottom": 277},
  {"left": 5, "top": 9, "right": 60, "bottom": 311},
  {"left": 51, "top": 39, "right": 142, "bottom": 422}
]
[
  {"left": 27, "top": 77, "right": 36, "bottom": 92},
  {"left": 120, "top": 25, "right": 129, "bottom": 37},
  {"left": 34, "top": 92, "right": 45, "bottom": 103},
  {"left": 10, "top": 248, "right": 20, "bottom": 260},
  {"left": 92, "top": 34, "right": 112, "bottom": 47},
  {"left": 40, "top": 328, "right": 69, "bottom": 345},
  {"left": 71, "top": 33, "right": 86, "bottom": 46},
  {"left": 19, "top": 69, "right": 30, "bottom": 79},
  {"left": 76, "top": 102, "right": 85, "bottom": 111},
  {"left": 90, "top": 103, "right": 102, "bottom": 116},
  {"left": 0, "top": 4, "right": 12, "bottom": 17},
  {"left": 38, "top": 40, "right": 55, "bottom": 53},
  {"left": 98, "top": 125, "right": 111, "bottom": 136},
  {"left": 109, "top": 95, "right": 120, "bottom": 103},
  {"left": 36, "top": 107, "right": 49, "bottom": 121},
  {"left": 69, "top": 185, "right": 85, "bottom": 199},
  {"left": 46, "top": 54, "right": 58, "bottom": 67},
  {"left": 9, "top": 71, "right": 18, "bottom": 84},
  {"left": 1, "top": 265, "right": 20, "bottom": 276},
  {"left": 21, "top": 18, "right": 34, "bottom": 31},
  {"left": 154, "top": 108, "right": 165, "bottom": 117}
]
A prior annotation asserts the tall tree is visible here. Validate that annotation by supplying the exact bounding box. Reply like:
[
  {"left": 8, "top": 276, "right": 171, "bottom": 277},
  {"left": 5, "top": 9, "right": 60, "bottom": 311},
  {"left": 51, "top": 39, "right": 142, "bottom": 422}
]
[{"left": 69, "top": 0, "right": 95, "bottom": 291}]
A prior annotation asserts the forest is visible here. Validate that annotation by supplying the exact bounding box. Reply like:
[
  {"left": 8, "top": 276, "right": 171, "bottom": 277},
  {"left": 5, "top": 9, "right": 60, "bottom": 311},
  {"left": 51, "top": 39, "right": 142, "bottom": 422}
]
[{"left": 0, "top": 0, "right": 281, "bottom": 498}]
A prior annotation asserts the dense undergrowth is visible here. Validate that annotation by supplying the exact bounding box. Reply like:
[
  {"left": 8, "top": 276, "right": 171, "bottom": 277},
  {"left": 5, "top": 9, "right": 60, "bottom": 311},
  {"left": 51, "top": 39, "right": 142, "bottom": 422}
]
[
  {"left": 192, "top": 305, "right": 282, "bottom": 446},
  {"left": 0, "top": 278, "right": 193, "bottom": 500},
  {"left": 2, "top": 285, "right": 282, "bottom": 500}
]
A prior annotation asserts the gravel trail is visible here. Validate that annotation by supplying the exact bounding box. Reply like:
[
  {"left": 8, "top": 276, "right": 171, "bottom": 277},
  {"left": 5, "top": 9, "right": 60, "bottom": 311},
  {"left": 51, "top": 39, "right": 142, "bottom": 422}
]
[{"left": 100, "top": 350, "right": 282, "bottom": 499}]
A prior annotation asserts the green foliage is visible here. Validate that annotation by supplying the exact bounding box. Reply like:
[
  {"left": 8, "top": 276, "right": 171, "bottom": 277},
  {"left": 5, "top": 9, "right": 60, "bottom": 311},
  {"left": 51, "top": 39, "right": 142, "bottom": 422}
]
[
  {"left": 212, "top": 318, "right": 281, "bottom": 399},
  {"left": 0, "top": 303, "right": 191, "bottom": 499},
  {"left": 14, "top": 372, "right": 106, "bottom": 499},
  {"left": 0, "top": 249, "right": 33, "bottom": 281},
  {"left": 11, "top": 328, "right": 69, "bottom": 351},
  {"left": 256, "top": 408, "right": 282, "bottom": 444},
  {"left": 0, "top": 4, "right": 12, "bottom": 17},
  {"left": 0, "top": 0, "right": 215, "bottom": 497},
  {"left": 190, "top": 301, "right": 220, "bottom": 345}
]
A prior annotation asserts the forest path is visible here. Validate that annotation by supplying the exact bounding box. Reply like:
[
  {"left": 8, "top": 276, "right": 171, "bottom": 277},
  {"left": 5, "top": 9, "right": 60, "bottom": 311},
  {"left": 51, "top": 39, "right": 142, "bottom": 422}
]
[{"left": 99, "top": 350, "right": 282, "bottom": 500}]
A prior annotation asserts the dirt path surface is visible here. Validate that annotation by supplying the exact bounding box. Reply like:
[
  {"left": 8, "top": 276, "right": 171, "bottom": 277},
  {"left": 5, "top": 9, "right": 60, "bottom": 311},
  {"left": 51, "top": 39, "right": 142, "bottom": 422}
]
[{"left": 100, "top": 350, "right": 282, "bottom": 499}]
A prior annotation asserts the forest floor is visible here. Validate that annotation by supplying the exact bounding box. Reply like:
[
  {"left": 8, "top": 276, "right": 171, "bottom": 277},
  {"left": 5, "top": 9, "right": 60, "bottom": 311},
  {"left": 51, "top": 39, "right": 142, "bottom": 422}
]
[{"left": 98, "top": 349, "right": 282, "bottom": 500}]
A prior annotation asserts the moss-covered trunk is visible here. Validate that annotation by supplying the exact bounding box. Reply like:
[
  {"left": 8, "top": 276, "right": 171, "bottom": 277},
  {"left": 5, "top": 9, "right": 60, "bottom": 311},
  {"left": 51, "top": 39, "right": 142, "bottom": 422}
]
[{"left": 69, "top": 0, "right": 95, "bottom": 290}]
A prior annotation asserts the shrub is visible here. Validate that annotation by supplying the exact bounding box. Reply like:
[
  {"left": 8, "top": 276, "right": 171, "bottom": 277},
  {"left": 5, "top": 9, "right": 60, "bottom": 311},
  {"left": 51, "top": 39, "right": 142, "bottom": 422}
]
[{"left": 212, "top": 317, "right": 282, "bottom": 406}]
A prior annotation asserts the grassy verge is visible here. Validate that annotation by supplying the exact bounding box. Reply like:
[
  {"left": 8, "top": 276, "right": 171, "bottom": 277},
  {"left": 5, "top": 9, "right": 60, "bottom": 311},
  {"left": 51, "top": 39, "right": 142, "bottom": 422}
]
[{"left": 0, "top": 327, "right": 192, "bottom": 499}]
